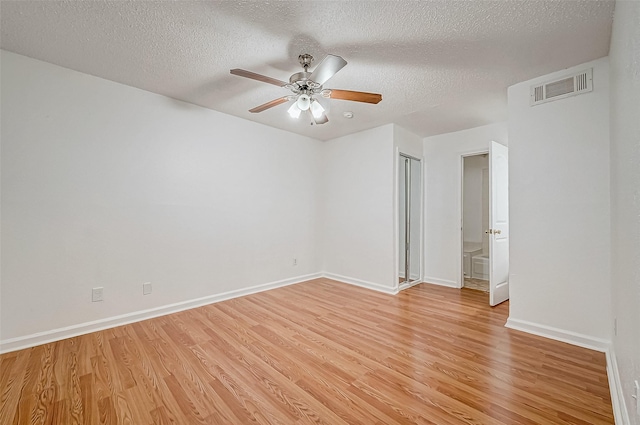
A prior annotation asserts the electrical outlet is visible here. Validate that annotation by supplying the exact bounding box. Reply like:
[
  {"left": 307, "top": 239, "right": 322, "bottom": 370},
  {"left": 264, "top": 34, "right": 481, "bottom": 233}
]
[
  {"left": 143, "top": 282, "right": 152, "bottom": 295},
  {"left": 293, "top": 258, "right": 297, "bottom": 266},
  {"left": 92, "top": 287, "right": 103, "bottom": 302}
]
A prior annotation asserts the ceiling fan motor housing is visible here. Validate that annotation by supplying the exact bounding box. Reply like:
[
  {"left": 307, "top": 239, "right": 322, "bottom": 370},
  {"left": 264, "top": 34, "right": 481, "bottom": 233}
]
[
  {"left": 289, "top": 71, "right": 321, "bottom": 93},
  {"left": 289, "top": 71, "right": 312, "bottom": 85}
]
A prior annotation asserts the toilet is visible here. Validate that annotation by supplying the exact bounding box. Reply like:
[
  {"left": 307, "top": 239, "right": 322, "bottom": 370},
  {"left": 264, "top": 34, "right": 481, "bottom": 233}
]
[{"left": 472, "top": 254, "right": 489, "bottom": 280}]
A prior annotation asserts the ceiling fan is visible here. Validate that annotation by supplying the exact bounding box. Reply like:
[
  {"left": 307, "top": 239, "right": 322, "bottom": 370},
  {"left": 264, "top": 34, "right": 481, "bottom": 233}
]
[{"left": 230, "top": 54, "right": 382, "bottom": 125}]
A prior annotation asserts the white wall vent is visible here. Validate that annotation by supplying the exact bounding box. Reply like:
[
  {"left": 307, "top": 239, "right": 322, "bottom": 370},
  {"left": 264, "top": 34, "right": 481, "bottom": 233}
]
[{"left": 530, "top": 68, "right": 593, "bottom": 106}]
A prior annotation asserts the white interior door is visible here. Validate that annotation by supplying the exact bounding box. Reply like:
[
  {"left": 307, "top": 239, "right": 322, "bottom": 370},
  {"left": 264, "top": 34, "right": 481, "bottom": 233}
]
[{"left": 489, "top": 141, "right": 509, "bottom": 306}]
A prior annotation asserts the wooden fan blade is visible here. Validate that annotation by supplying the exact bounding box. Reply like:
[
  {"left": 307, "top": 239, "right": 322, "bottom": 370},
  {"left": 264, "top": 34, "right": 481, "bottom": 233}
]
[
  {"left": 309, "top": 54, "right": 347, "bottom": 85},
  {"left": 249, "top": 97, "right": 290, "bottom": 113},
  {"left": 230, "top": 69, "right": 287, "bottom": 87},
  {"left": 328, "top": 89, "right": 382, "bottom": 104}
]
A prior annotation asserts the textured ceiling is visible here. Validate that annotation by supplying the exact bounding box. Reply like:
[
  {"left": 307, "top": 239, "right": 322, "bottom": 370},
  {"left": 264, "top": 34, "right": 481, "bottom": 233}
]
[{"left": 0, "top": 0, "right": 615, "bottom": 140}]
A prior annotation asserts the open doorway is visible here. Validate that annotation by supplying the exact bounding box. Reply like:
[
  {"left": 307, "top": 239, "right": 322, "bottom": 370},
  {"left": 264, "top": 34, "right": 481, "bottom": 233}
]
[
  {"left": 460, "top": 142, "right": 510, "bottom": 306},
  {"left": 462, "top": 153, "right": 490, "bottom": 292}
]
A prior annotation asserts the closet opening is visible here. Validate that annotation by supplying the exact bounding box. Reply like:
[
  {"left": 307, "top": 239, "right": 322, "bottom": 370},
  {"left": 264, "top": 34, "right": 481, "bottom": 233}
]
[{"left": 398, "top": 154, "right": 422, "bottom": 288}]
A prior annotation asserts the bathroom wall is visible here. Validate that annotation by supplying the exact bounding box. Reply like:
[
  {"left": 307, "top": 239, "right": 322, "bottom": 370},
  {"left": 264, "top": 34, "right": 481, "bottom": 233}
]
[
  {"left": 481, "top": 168, "right": 489, "bottom": 254},
  {"left": 463, "top": 155, "right": 488, "bottom": 246}
]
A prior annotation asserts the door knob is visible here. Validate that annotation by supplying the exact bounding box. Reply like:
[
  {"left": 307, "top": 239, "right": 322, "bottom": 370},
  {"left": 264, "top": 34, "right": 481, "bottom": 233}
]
[
  {"left": 485, "top": 229, "right": 493, "bottom": 234},
  {"left": 494, "top": 229, "right": 502, "bottom": 235}
]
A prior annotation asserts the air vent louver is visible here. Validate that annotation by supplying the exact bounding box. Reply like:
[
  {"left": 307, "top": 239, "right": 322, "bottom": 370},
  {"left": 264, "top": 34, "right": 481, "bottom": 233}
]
[
  {"left": 530, "top": 68, "right": 593, "bottom": 106},
  {"left": 545, "top": 77, "right": 575, "bottom": 98},
  {"left": 533, "top": 85, "right": 544, "bottom": 103}
]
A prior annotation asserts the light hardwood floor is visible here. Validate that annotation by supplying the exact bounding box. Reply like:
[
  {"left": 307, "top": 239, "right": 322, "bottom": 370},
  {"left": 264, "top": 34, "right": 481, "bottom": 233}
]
[
  {"left": 464, "top": 277, "right": 489, "bottom": 292},
  {"left": 0, "top": 278, "right": 614, "bottom": 424}
]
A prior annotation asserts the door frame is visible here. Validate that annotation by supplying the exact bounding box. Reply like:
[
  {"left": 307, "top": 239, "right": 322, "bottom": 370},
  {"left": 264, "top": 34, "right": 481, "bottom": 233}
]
[
  {"left": 395, "top": 149, "right": 424, "bottom": 292},
  {"left": 459, "top": 149, "right": 489, "bottom": 289}
]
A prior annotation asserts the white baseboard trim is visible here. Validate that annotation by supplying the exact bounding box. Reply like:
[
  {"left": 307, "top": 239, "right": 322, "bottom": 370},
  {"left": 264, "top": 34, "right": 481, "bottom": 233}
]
[
  {"left": 321, "top": 272, "right": 398, "bottom": 295},
  {"left": 505, "top": 317, "right": 611, "bottom": 352},
  {"left": 0, "top": 272, "right": 322, "bottom": 354},
  {"left": 504, "top": 318, "right": 630, "bottom": 423},
  {"left": 606, "top": 348, "right": 631, "bottom": 425},
  {"left": 421, "top": 276, "right": 459, "bottom": 288}
]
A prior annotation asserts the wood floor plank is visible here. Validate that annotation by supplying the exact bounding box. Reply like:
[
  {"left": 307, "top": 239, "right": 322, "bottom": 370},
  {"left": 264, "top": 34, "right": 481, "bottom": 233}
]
[{"left": 0, "top": 279, "right": 614, "bottom": 424}]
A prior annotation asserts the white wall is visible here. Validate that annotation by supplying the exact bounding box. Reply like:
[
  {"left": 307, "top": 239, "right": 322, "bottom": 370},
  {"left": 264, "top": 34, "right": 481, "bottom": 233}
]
[
  {"left": 609, "top": 0, "right": 640, "bottom": 422},
  {"left": 394, "top": 125, "right": 423, "bottom": 159},
  {"left": 0, "top": 51, "right": 323, "bottom": 348},
  {"left": 0, "top": 50, "right": 455, "bottom": 349},
  {"left": 422, "top": 122, "right": 507, "bottom": 287},
  {"left": 507, "top": 57, "right": 611, "bottom": 346},
  {"left": 463, "top": 155, "right": 488, "bottom": 245},
  {"left": 320, "top": 124, "right": 396, "bottom": 291},
  {"left": 320, "top": 124, "right": 396, "bottom": 292}
]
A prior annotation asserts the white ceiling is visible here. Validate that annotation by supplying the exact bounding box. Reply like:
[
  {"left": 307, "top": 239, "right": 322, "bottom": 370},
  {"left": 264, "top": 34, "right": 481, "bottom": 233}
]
[{"left": 0, "top": 0, "right": 615, "bottom": 141}]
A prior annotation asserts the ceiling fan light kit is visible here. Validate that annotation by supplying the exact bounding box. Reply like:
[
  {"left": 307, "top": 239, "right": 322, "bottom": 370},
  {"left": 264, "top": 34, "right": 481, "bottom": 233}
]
[
  {"left": 230, "top": 53, "right": 382, "bottom": 125},
  {"left": 296, "top": 93, "right": 311, "bottom": 111},
  {"left": 309, "top": 100, "right": 325, "bottom": 119},
  {"left": 287, "top": 103, "right": 302, "bottom": 119}
]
